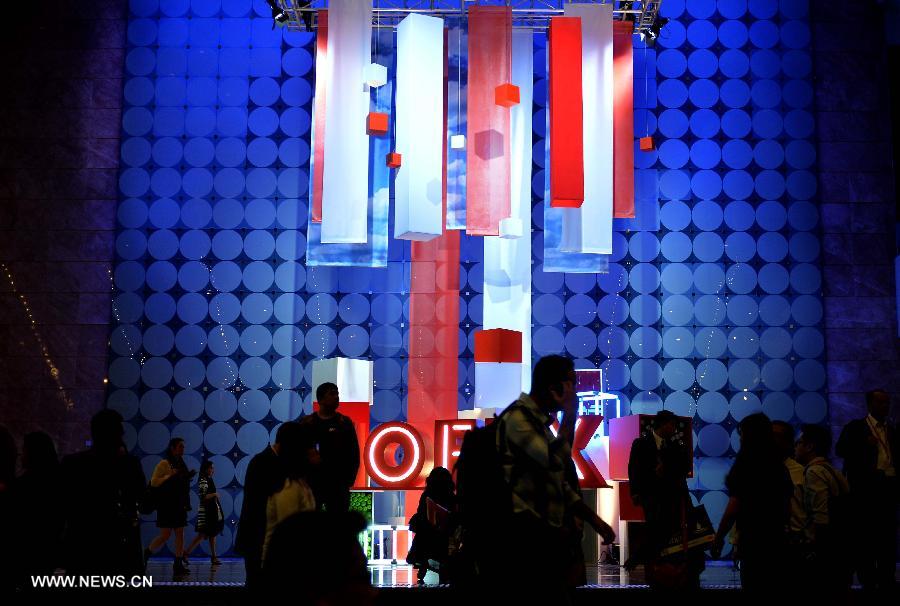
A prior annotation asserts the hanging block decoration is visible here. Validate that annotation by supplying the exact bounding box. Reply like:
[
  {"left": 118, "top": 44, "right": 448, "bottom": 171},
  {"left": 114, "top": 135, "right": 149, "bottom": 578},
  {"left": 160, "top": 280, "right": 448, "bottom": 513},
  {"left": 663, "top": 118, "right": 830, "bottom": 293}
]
[
  {"left": 311, "top": 9, "right": 329, "bottom": 224},
  {"left": 386, "top": 152, "right": 402, "bottom": 168},
  {"left": 613, "top": 20, "right": 635, "bottom": 218},
  {"left": 365, "top": 62, "right": 387, "bottom": 87},
  {"left": 495, "top": 83, "right": 520, "bottom": 107},
  {"left": 640, "top": 135, "right": 655, "bottom": 151},
  {"left": 311, "top": 357, "right": 375, "bottom": 406},
  {"left": 499, "top": 217, "right": 523, "bottom": 239},
  {"left": 446, "top": 22, "right": 468, "bottom": 230},
  {"left": 321, "top": 0, "right": 373, "bottom": 244},
  {"left": 560, "top": 2, "right": 614, "bottom": 255},
  {"left": 395, "top": 13, "right": 445, "bottom": 242},
  {"left": 475, "top": 362, "right": 522, "bottom": 409},
  {"left": 474, "top": 328, "right": 523, "bottom": 363},
  {"left": 549, "top": 16, "right": 584, "bottom": 209},
  {"left": 450, "top": 134, "right": 466, "bottom": 149},
  {"left": 466, "top": 6, "right": 512, "bottom": 236},
  {"left": 366, "top": 111, "right": 389, "bottom": 136}
]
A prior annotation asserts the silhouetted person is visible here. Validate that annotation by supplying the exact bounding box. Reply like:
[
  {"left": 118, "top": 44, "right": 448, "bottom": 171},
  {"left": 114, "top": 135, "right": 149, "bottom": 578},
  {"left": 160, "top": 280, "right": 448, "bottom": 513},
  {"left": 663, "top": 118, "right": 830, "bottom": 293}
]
[
  {"left": 407, "top": 466, "right": 456, "bottom": 583},
  {"left": 262, "top": 422, "right": 317, "bottom": 563},
  {"left": 795, "top": 423, "right": 851, "bottom": 600},
  {"left": 0, "top": 426, "right": 16, "bottom": 593},
  {"left": 300, "top": 382, "right": 360, "bottom": 513},
  {"left": 145, "top": 437, "right": 195, "bottom": 575},
  {"left": 836, "top": 389, "right": 897, "bottom": 593},
  {"left": 491, "top": 355, "right": 615, "bottom": 604},
  {"left": 713, "top": 413, "right": 792, "bottom": 595},
  {"left": 772, "top": 420, "right": 807, "bottom": 548},
  {"left": 184, "top": 460, "right": 224, "bottom": 565},
  {"left": 628, "top": 410, "right": 701, "bottom": 589},
  {"left": 12, "top": 432, "right": 63, "bottom": 587},
  {"left": 263, "top": 511, "right": 374, "bottom": 605},
  {"left": 236, "top": 421, "right": 290, "bottom": 590},
  {"left": 60, "top": 410, "right": 145, "bottom": 576}
]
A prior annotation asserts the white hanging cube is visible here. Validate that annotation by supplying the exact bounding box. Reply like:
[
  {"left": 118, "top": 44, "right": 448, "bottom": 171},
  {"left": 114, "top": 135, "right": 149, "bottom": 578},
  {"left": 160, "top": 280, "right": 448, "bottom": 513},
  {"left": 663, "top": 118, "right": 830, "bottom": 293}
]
[
  {"left": 499, "top": 217, "right": 523, "bottom": 239},
  {"left": 311, "top": 357, "right": 374, "bottom": 404},
  {"left": 475, "top": 362, "right": 522, "bottom": 409},
  {"left": 450, "top": 134, "right": 466, "bottom": 149},
  {"left": 365, "top": 62, "right": 388, "bottom": 88}
]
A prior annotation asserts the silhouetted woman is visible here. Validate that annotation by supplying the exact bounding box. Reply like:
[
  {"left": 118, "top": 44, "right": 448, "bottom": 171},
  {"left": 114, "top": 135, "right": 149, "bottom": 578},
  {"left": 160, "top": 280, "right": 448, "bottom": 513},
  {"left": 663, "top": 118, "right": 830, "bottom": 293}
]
[
  {"left": 184, "top": 460, "right": 224, "bottom": 565},
  {"left": 146, "top": 438, "right": 195, "bottom": 575},
  {"left": 407, "top": 466, "right": 457, "bottom": 583}
]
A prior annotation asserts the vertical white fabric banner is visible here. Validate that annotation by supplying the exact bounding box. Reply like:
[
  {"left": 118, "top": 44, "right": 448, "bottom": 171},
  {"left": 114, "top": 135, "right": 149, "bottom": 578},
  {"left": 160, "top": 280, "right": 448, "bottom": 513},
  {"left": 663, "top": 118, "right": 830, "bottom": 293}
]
[
  {"left": 560, "top": 3, "right": 614, "bottom": 254},
  {"left": 483, "top": 29, "right": 533, "bottom": 392},
  {"left": 321, "top": 0, "right": 373, "bottom": 244},
  {"left": 394, "top": 13, "right": 444, "bottom": 241}
]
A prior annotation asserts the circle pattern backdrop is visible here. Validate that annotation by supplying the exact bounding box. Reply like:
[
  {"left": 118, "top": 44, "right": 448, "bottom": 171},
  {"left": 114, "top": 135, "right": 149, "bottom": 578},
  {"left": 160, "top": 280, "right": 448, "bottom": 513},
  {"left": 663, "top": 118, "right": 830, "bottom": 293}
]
[{"left": 110, "top": 1, "right": 824, "bottom": 553}]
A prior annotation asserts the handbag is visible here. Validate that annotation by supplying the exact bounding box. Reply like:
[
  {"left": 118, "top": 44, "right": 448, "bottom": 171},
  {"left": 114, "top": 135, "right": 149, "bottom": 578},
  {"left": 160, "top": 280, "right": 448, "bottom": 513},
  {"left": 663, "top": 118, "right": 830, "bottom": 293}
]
[{"left": 139, "top": 482, "right": 158, "bottom": 515}]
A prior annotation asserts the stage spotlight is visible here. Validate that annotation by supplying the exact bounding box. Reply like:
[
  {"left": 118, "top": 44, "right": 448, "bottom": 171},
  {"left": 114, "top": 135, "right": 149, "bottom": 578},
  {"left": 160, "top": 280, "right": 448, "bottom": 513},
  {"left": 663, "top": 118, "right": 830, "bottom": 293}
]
[{"left": 266, "top": 0, "right": 289, "bottom": 27}]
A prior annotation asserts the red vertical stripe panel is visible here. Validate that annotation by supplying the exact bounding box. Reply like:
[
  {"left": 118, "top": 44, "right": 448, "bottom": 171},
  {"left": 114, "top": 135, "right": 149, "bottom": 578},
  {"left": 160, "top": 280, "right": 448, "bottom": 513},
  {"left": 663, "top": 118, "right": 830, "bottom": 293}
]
[
  {"left": 613, "top": 20, "right": 634, "bottom": 218},
  {"left": 549, "top": 17, "right": 584, "bottom": 208},
  {"left": 465, "top": 6, "right": 511, "bottom": 236},
  {"left": 311, "top": 10, "right": 328, "bottom": 223}
]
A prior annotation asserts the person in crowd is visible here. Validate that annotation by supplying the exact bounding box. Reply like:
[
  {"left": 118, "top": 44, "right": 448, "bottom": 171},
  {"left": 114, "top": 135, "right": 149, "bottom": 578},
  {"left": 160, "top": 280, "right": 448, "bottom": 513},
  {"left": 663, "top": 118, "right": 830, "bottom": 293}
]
[
  {"left": 0, "top": 426, "right": 17, "bottom": 592},
  {"left": 145, "top": 437, "right": 195, "bottom": 575},
  {"left": 628, "top": 410, "right": 702, "bottom": 589},
  {"left": 836, "top": 389, "right": 898, "bottom": 593},
  {"left": 262, "top": 422, "right": 318, "bottom": 563},
  {"left": 772, "top": 420, "right": 807, "bottom": 548},
  {"left": 491, "top": 355, "right": 615, "bottom": 603},
  {"left": 299, "top": 382, "right": 360, "bottom": 513},
  {"left": 184, "top": 460, "right": 224, "bottom": 565},
  {"left": 795, "top": 423, "right": 851, "bottom": 598},
  {"left": 407, "top": 466, "right": 457, "bottom": 583},
  {"left": 60, "top": 410, "right": 145, "bottom": 576},
  {"left": 12, "top": 432, "right": 63, "bottom": 586},
  {"left": 263, "top": 511, "right": 374, "bottom": 604},
  {"left": 713, "top": 413, "right": 792, "bottom": 595}
]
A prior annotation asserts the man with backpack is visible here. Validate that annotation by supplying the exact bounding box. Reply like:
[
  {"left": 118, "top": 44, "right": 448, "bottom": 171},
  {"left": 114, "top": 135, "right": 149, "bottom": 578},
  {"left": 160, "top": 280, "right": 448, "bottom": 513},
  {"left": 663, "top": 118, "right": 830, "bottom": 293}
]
[
  {"left": 456, "top": 355, "right": 614, "bottom": 603},
  {"left": 795, "top": 423, "right": 851, "bottom": 598}
]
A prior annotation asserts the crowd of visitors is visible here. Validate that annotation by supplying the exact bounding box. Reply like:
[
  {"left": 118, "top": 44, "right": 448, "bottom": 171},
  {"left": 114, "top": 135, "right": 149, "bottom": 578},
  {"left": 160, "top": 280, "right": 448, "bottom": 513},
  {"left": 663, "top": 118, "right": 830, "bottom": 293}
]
[{"left": 0, "top": 363, "right": 895, "bottom": 602}]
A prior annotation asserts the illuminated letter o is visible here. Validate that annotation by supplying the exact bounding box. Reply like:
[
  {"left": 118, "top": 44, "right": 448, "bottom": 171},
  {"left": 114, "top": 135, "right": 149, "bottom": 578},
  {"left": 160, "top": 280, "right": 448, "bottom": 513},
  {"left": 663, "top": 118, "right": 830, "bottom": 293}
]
[{"left": 364, "top": 422, "right": 425, "bottom": 489}]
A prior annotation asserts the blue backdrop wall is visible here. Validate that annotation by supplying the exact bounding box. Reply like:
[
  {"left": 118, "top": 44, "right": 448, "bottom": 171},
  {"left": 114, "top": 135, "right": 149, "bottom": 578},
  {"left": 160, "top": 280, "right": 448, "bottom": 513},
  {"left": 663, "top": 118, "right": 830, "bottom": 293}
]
[{"left": 108, "top": 0, "right": 823, "bottom": 555}]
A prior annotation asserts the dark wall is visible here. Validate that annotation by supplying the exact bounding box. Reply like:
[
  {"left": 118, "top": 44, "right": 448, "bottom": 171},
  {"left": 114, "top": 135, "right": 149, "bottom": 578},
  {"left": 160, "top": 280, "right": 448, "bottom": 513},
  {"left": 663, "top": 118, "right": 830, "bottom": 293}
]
[
  {"left": 0, "top": 1, "right": 126, "bottom": 457},
  {"left": 812, "top": 0, "right": 900, "bottom": 440}
]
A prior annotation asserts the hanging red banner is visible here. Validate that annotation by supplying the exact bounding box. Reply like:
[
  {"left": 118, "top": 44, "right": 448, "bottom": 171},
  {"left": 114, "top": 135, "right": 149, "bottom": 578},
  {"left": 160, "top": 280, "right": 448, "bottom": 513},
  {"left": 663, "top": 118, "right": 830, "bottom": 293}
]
[
  {"left": 549, "top": 16, "right": 585, "bottom": 208},
  {"left": 465, "top": 6, "right": 512, "bottom": 236},
  {"left": 613, "top": 20, "right": 634, "bottom": 218}
]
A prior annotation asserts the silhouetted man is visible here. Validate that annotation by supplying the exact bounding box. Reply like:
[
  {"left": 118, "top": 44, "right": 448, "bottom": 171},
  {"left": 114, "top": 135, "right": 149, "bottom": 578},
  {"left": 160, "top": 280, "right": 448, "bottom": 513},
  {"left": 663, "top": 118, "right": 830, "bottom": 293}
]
[
  {"left": 60, "top": 410, "right": 145, "bottom": 576},
  {"left": 300, "top": 382, "right": 360, "bottom": 513},
  {"left": 836, "top": 389, "right": 898, "bottom": 593}
]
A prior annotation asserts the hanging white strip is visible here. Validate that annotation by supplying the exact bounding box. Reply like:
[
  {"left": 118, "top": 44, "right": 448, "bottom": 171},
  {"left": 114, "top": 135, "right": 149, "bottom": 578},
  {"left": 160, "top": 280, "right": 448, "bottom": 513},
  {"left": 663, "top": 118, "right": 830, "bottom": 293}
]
[
  {"left": 394, "top": 13, "right": 445, "bottom": 241},
  {"left": 321, "top": 0, "right": 373, "bottom": 244},
  {"left": 560, "top": 3, "right": 614, "bottom": 254},
  {"left": 483, "top": 29, "right": 533, "bottom": 392}
]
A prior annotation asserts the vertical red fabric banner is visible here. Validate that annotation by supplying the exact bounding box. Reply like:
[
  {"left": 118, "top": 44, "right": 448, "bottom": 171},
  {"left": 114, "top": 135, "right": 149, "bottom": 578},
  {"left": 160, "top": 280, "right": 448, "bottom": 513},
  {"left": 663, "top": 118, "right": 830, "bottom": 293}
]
[
  {"left": 613, "top": 20, "right": 634, "bottom": 218},
  {"left": 549, "top": 17, "right": 584, "bottom": 208},
  {"left": 406, "top": 33, "right": 458, "bottom": 516},
  {"left": 311, "top": 10, "right": 328, "bottom": 223},
  {"left": 465, "top": 6, "right": 511, "bottom": 236}
]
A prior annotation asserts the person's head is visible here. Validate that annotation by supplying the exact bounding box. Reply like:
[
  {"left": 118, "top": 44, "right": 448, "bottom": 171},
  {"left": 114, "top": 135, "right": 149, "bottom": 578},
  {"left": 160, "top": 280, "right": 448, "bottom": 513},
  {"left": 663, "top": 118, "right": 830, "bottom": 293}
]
[
  {"left": 866, "top": 389, "right": 891, "bottom": 422},
  {"left": 0, "top": 426, "right": 15, "bottom": 487},
  {"left": 771, "top": 420, "right": 796, "bottom": 461},
  {"left": 200, "top": 460, "right": 214, "bottom": 478},
  {"left": 652, "top": 410, "right": 677, "bottom": 439},
  {"left": 22, "top": 431, "right": 58, "bottom": 473},
  {"left": 273, "top": 422, "right": 317, "bottom": 488},
  {"left": 795, "top": 424, "right": 832, "bottom": 465},
  {"left": 316, "top": 382, "right": 340, "bottom": 417},
  {"left": 166, "top": 437, "right": 185, "bottom": 460},
  {"left": 425, "top": 466, "right": 454, "bottom": 497},
  {"left": 90, "top": 409, "right": 125, "bottom": 452},
  {"left": 530, "top": 355, "right": 576, "bottom": 412},
  {"left": 737, "top": 412, "right": 776, "bottom": 457},
  {"left": 264, "top": 511, "right": 373, "bottom": 605}
]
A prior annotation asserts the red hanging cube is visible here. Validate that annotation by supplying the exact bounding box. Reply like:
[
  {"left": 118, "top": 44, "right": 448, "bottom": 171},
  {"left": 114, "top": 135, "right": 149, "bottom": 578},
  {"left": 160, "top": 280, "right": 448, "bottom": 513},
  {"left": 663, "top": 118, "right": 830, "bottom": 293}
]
[
  {"left": 386, "top": 152, "right": 402, "bottom": 168},
  {"left": 494, "top": 83, "right": 520, "bottom": 107},
  {"left": 639, "top": 136, "right": 655, "bottom": 151},
  {"left": 474, "top": 328, "right": 523, "bottom": 363},
  {"left": 366, "top": 112, "right": 389, "bottom": 136}
]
